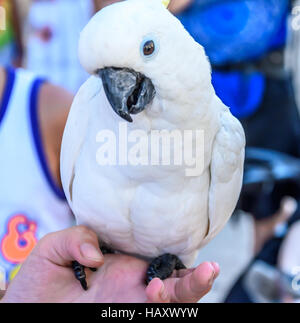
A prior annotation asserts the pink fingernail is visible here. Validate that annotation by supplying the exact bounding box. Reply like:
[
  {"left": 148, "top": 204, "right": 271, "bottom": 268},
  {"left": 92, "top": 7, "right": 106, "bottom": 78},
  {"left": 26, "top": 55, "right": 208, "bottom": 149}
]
[
  {"left": 208, "top": 263, "right": 215, "bottom": 285},
  {"left": 211, "top": 262, "right": 220, "bottom": 274}
]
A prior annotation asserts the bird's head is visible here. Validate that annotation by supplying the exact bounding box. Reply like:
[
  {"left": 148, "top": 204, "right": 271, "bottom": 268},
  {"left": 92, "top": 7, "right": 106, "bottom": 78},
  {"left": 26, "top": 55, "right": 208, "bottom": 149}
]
[{"left": 79, "top": 0, "right": 213, "bottom": 123}]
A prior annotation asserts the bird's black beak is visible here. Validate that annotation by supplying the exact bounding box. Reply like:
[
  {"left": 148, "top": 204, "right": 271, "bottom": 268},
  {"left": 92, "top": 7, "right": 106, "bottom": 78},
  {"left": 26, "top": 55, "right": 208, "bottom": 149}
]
[{"left": 98, "top": 67, "right": 156, "bottom": 123}]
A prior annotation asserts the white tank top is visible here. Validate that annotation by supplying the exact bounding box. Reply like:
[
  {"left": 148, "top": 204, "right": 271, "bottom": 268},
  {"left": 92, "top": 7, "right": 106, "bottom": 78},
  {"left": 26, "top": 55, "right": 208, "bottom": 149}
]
[
  {"left": 26, "top": 0, "right": 93, "bottom": 93},
  {"left": 0, "top": 67, "right": 73, "bottom": 284}
]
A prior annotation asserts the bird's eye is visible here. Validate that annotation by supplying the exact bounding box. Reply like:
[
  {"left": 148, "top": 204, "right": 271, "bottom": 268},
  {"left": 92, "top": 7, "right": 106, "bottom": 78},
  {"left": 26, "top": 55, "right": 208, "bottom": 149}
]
[
  {"left": 143, "top": 40, "right": 155, "bottom": 56},
  {"left": 140, "top": 36, "right": 159, "bottom": 60}
]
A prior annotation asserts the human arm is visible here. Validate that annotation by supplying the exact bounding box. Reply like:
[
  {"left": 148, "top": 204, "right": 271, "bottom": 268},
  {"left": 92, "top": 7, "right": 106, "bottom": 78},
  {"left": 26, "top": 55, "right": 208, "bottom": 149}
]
[
  {"left": 38, "top": 83, "right": 74, "bottom": 188},
  {"left": 11, "top": 0, "right": 23, "bottom": 67}
]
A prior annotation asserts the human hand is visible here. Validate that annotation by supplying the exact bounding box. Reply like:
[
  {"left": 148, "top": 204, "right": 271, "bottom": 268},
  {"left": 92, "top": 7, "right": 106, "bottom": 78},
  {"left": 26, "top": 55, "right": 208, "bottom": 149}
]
[
  {"left": 254, "top": 197, "right": 297, "bottom": 254},
  {"left": 1, "top": 226, "right": 219, "bottom": 303}
]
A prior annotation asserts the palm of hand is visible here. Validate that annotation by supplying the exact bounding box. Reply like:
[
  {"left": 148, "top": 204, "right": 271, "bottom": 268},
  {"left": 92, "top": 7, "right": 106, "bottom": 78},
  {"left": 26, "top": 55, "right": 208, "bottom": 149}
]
[
  {"left": 5, "top": 253, "right": 217, "bottom": 303},
  {"left": 5, "top": 254, "right": 149, "bottom": 303}
]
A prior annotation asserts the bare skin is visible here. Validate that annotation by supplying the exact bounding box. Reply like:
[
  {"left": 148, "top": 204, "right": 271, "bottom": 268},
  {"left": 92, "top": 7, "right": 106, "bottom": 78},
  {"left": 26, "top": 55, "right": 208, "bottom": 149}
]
[
  {"left": 94, "top": 0, "right": 122, "bottom": 11},
  {"left": 0, "top": 67, "right": 220, "bottom": 302},
  {"left": 38, "top": 81, "right": 73, "bottom": 188},
  {"left": 11, "top": 0, "right": 24, "bottom": 67},
  {"left": 168, "top": 0, "right": 194, "bottom": 14},
  {"left": 0, "top": 67, "right": 73, "bottom": 187},
  {"left": 254, "top": 197, "right": 297, "bottom": 254},
  {"left": 0, "top": 68, "right": 6, "bottom": 99},
  {"left": 93, "top": 0, "right": 194, "bottom": 14},
  {"left": 1, "top": 226, "right": 219, "bottom": 303}
]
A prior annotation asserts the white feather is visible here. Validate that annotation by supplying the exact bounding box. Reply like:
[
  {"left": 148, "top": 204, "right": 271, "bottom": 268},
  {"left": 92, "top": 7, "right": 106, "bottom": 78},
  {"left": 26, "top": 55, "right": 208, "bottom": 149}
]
[{"left": 61, "top": 0, "right": 245, "bottom": 266}]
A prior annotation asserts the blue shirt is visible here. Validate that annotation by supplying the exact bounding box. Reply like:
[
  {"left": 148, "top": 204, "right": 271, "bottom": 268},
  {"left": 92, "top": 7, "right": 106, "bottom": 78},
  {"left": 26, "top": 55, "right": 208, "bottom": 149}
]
[{"left": 177, "top": 0, "right": 289, "bottom": 118}]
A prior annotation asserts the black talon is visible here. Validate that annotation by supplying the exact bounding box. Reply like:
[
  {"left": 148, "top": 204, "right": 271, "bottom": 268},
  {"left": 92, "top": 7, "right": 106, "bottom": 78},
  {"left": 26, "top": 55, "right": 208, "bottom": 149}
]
[
  {"left": 146, "top": 254, "right": 186, "bottom": 284},
  {"left": 72, "top": 261, "right": 88, "bottom": 291},
  {"left": 72, "top": 245, "right": 116, "bottom": 291}
]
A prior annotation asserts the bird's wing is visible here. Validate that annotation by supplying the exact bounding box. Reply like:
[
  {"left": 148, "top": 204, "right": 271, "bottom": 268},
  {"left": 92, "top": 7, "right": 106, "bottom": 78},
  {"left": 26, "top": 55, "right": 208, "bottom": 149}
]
[
  {"left": 202, "top": 101, "right": 245, "bottom": 246},
  {"left": 60, "top": 75, "right": 102, "bottom": 206}
]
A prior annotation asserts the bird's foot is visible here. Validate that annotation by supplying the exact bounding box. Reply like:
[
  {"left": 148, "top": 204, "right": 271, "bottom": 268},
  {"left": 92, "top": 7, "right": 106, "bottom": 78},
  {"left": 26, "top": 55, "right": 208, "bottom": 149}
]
[
  {"left": 146, "top": 253, "right": 186, "bottom": 284},
  {"left": 72, "top": 260, "right": 88, "bottom": 291},
  {"left": 100, "top": 244, "right": 115, "bottom": 255},
  {"left": 72, "top": 245, "right": 115, "bottom": 290}
]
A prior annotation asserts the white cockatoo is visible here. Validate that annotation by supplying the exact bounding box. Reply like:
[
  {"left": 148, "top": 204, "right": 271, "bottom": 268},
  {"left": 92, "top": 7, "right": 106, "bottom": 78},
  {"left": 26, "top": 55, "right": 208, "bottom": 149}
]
[{"left": 61, "top": 0, "right": 245, "bottom": 287}]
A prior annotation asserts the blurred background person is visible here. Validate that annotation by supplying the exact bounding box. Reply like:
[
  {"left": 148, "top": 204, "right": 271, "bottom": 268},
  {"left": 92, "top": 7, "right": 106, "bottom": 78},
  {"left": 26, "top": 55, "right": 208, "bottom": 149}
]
[
  {"left": 177, "top": 0, "right": 300, "bottom": 157},
  {"left": 24, "top": 0, "right": 94, "bottom": 93},
  {"left": 171, "top": 0, "right": 300, "bottom": 302},
  {"left": 225, "top": 198, "right": 300, "bottom": 303},
  {"left": 0, "top": 65, "right": 74, "bottom": 284}
]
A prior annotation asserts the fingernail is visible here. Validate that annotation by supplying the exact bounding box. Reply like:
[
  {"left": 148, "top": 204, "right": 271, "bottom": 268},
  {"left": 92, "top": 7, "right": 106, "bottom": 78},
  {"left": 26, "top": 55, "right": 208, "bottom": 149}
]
[
  {"left": 208, "top": 263, "right": 216, "bottom": 285},
  {"left": 160, "top": 284, "right": 168, "bottom": 302},
  {"left": 80, "top": 243, "right": 103, "bottom": 262},
  {"left": 211, "top": 262, "right": 220, "bottom": 275}
]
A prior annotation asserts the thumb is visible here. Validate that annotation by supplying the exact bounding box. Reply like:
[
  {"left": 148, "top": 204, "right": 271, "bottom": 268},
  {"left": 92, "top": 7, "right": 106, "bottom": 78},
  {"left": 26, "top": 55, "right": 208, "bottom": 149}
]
[{"left": 32, "top": 226, "right": 104, "bottom": 268}]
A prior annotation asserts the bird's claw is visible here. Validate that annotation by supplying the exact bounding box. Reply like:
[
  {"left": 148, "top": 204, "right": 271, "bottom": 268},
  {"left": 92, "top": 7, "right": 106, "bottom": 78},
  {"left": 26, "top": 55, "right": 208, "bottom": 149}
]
[
  {"left": 146, "top": 253, "right": 186, "bottom": 284},
  {"left": 72, "top": 261, "right": 88, "bottom": 291},
  {"left": 72, "top": 245, "right": 115, "bottom": 291}
]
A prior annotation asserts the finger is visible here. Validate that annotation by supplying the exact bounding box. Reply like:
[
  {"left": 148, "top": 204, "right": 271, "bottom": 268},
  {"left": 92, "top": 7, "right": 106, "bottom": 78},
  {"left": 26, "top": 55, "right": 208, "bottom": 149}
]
[
  {"left": 146, "top": 278, "right": 170, "bottom": 303},
  {"left": 211, "top": 262, "right": 220, "bottom": 278},
  {"left": 164, "top": 262, "right": 218, "bottom": 303},
  {"left": 33, "top": 226, "right": 104, "bottom": 268},
  {"left": 270, "top": 197, "right": 297, "bottom": 227},
  {"left": 173, "top": 268, "right": 195, "bottom": 278},
  {"left": 175, "top": 262, "right": 220, "bottom": 279},
  {"left": 278, "top": 197, "right": 297, "bottom": 222}
]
